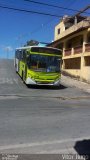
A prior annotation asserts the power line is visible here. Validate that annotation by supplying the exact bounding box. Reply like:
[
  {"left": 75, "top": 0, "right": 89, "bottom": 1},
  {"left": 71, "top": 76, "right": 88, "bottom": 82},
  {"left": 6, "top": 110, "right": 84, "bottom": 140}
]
[
  {"left": 0, "top": 4, "right": 63, "bottom": 17},
  {"left": 31, "top": 18, "right": 55, "bottom": 34},
  {"left": 28, "top": 0, "right": 76, "bottom": 38},
  {"left": 24, "top": 0, "right": 90, "bottom": 15}
]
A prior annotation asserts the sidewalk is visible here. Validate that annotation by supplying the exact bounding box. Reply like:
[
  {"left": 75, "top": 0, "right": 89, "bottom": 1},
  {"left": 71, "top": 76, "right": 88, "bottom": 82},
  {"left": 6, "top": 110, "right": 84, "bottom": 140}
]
[
  {"left": 0, "top": 136, "right": 90, "bottom": 154},
  {"left": 61, "top": 75, "right": 90, "bottom": 93}
]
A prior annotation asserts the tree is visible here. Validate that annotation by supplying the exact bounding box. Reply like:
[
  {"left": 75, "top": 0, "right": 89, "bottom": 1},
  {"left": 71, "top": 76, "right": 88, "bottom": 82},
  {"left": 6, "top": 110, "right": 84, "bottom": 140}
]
[{"left": 26, "top": 40, "right": 39, "bottom": 46}]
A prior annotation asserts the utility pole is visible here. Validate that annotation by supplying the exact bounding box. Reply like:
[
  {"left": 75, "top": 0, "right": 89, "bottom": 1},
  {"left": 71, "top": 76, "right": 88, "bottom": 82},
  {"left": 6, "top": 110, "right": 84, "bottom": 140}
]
[
  {"left": 4, "top": 46, "right": 13, "bottom": 59},
  {"left": 5, "top": 47, "right": 9, "bottom": 59},
  {"left": 6, "top": 49, "right": 9, "bottom": 59}
]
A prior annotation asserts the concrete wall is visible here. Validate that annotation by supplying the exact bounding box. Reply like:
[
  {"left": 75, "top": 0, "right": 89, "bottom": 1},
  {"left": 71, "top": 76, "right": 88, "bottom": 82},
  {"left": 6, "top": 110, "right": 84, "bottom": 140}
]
[
  {"left": 55, "top": 20, "right": 90, "bottom": 41},
  {"left": 63, "top": 69, "right": 81, "bottom": 78},
  {"left": 54, "top": 21, "right": 65, "bottom": 41},
  {"left": 82, "top": 67, "right": 90, "bottom": 82}
]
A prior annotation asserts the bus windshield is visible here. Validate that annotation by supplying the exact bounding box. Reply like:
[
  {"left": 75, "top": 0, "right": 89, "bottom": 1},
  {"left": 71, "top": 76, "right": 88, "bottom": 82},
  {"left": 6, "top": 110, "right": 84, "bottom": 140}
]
[
  {"left": 27, "top": 54, "right": 61, "bottom": 72},
  {"left": 31, "top": 47, "right": 61, "bottom": 55}
]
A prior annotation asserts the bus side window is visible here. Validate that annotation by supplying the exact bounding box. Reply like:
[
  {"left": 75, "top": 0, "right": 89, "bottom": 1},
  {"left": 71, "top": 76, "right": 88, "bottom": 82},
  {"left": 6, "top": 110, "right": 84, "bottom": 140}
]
[
  {"left": 15, "top": 51, "right": 17, "bottom": 58},
  {"left": 26, "top": 55, "right": 30, "bottom": 68},
  {"left": 19, "top": 50, "right": 23, "bottom": 61},
  {"left": 18, "top": 50, "right": 22, "bottom": 60},
  {"left": 23, "top": 50, "right": 27, "bottom": 62},
  {"left": 21, "top": 51, "right": 23, "bottom": 60}
]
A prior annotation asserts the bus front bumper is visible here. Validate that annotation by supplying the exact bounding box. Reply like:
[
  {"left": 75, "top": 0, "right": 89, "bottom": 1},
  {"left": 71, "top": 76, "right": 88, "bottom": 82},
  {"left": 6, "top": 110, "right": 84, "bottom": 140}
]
[{"left": 25, "top": 77, "right": 60, "bottom": 86}]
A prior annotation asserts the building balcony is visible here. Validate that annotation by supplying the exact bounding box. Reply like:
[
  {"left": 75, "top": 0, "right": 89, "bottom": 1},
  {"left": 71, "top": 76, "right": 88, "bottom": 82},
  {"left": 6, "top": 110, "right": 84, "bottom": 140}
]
[
  {"left": 74, "top": 45, "right": 82, "bottom": 54},
  {"left": 64, "top": 45, "right": 82, "bottom": 57},
  {"left": 64, "top": 49, "right": 72, "bottom": 56},
  {"left": 64, "top": 42, "right": 90, "bottom": 57},
  {"left": 85, "top": 43, "right": 90, "bottom": 52}
]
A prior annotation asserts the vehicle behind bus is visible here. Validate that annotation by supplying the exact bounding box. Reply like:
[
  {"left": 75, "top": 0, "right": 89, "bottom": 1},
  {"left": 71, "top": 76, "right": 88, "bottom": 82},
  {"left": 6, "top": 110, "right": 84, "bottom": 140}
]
[{"left": 14, "top": 46, "right": 62, "bottom": 86}]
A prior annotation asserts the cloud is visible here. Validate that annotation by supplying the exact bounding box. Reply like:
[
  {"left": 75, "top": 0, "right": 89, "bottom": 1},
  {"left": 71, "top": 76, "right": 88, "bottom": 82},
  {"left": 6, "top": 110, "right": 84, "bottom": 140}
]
[
  {"left": 0, "top": 45, "right": 13, "bottom": 52},
  {"left": 3, "top": 46, "right": 13, "bottom": 52}
]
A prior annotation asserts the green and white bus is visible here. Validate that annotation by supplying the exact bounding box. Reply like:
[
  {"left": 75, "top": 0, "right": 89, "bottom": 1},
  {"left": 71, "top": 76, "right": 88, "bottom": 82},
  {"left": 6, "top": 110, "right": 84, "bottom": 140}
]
[{"left": 14, "top": 46, "right": 62, "bottom": 86}]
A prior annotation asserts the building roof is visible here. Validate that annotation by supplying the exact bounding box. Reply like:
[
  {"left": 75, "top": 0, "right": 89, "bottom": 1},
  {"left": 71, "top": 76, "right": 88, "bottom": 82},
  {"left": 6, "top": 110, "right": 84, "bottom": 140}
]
[{"left": 47, "top": 6, "right": 90, "bottom": 47}]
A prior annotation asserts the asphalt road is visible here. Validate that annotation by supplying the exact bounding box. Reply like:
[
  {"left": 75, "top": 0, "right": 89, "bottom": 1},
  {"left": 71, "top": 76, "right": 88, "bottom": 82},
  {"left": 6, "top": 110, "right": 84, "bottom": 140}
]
[{"left": 0, "top": 59, "right": 90, "bottom": 154}]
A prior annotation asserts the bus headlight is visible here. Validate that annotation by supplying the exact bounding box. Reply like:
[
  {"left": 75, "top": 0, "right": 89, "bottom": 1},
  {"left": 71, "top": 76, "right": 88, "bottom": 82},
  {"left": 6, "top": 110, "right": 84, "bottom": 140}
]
[
  {"left": 54, "top": 79, "right": 60, "bottom": 86},
  {"left": 28, "top": 73, "right": 34, "bottom": 79},
  {"left": 26, "top": 77, "right": 36, "bottom": 85}
]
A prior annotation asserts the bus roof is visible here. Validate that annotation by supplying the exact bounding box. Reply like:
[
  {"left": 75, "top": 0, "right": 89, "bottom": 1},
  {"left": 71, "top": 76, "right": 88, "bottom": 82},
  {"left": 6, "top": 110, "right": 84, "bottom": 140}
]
[{"left": 15, "top": 46, "right": 62, "bottom": 51}]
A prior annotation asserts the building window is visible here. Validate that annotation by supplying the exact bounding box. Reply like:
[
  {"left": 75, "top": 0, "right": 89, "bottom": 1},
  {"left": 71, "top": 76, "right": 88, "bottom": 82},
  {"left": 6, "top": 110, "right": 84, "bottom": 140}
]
[
  {"left": 87, "top": 34, "right": 90, "bottom": 43},
  {"left": 67, "top": 42, "right": 72, "bottom": 49},
  {"left": 57, "top": 28, "right": 60, "bottom": 35},
  {"left": 80, "top": 37, "right": 83, "bottom": 45},
  {"left": 84, "top": 56, "right": 90, "bottom": 66},
  {"left": 64, "top": 58, "right": 81, "bottom": 69}
]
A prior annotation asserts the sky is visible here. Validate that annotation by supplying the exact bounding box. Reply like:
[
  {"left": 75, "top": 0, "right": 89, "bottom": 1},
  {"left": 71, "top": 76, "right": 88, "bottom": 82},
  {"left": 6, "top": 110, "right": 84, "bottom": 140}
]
[{"left": 0, "top": 0, "right": 90, "bottom": 59}]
